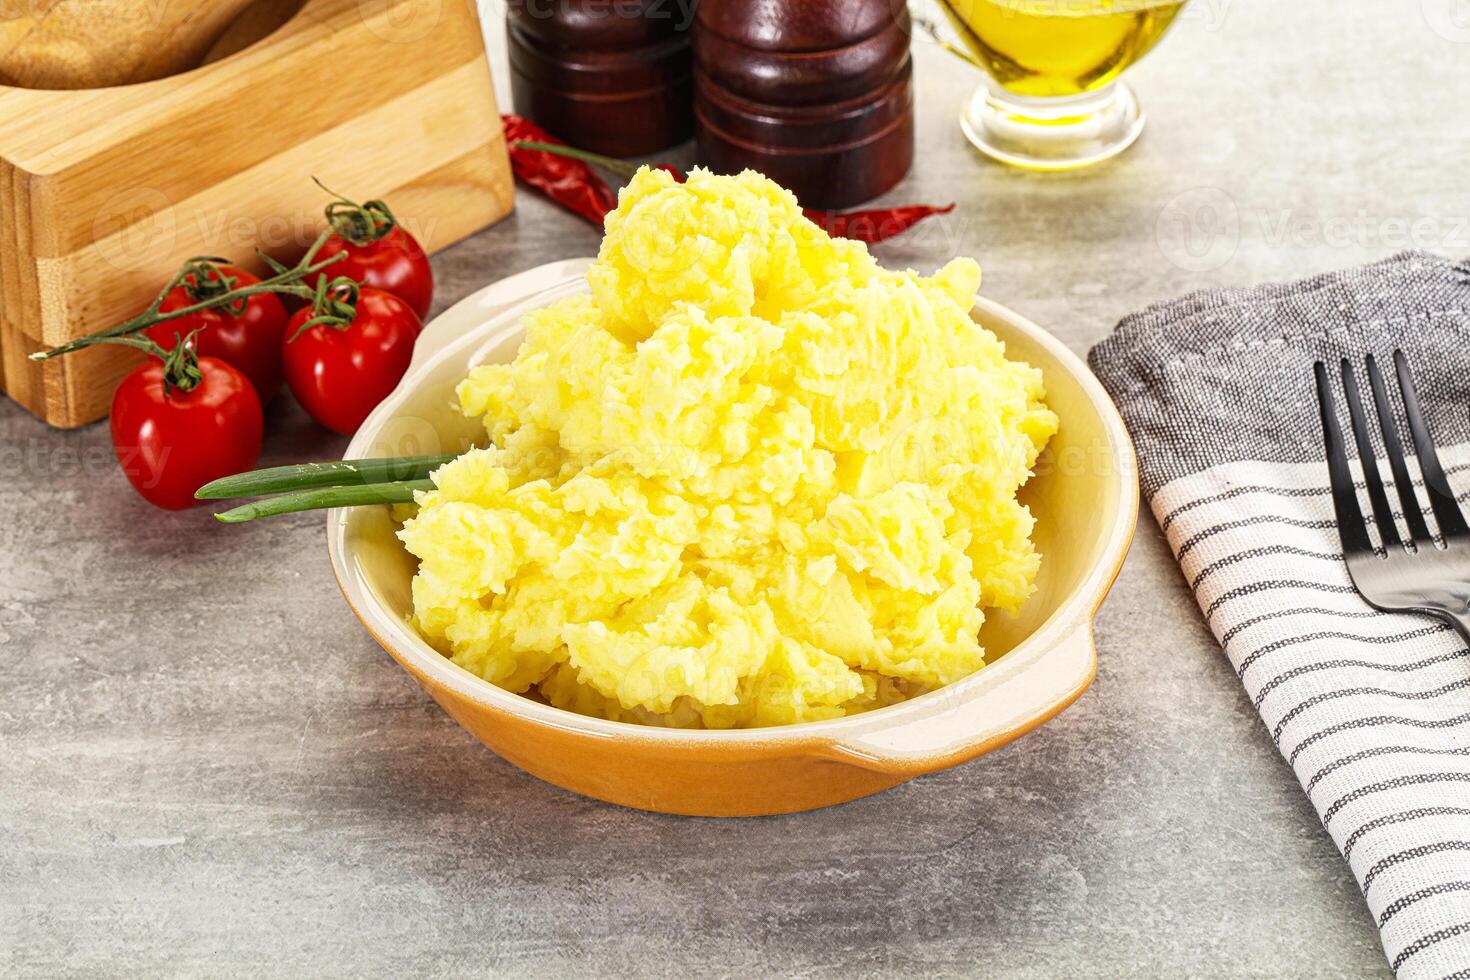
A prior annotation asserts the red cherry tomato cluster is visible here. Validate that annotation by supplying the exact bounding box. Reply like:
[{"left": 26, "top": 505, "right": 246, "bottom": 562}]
[
  {"left": 109, "top": 336, "right": 264, "bottom": 511},
  {"left": 284, "top": 282, "right": 423, "bottom": 436},
  {"left": 314, "top": 205, "right": 433, "bottom": 320},
  {"left": 145, "top": 263, "right": 289, "bottom": 400},
  {"left": 100, "top": 186, "right": 434, "bottom": 509}
]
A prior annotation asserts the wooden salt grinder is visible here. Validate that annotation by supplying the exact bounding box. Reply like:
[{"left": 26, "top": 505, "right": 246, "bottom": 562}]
[
  {"left": 505, "top": 0, "right": 694, "bottom": 157},
  {"left": 693, "top": 0, "right": 915, "bottom": 210}
]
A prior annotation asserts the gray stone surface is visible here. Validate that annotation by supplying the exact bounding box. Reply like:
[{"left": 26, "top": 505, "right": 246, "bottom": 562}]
[{"left": 3, "top": 1, "right": 1463, "bottom": 975}]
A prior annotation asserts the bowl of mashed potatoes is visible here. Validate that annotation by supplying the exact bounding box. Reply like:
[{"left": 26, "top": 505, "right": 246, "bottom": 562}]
[{"left": 330, "top": 168, "right": 1137, "bottom": 816}]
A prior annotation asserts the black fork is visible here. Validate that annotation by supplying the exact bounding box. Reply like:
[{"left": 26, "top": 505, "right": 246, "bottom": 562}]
[{"left": 1314, "top": 351, "right": 1470, "bottom": 640}]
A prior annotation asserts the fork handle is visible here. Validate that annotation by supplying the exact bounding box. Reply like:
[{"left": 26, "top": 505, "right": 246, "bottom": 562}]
[{"left": 1433, "top": 606, "right": 1470, "bottom": 645}]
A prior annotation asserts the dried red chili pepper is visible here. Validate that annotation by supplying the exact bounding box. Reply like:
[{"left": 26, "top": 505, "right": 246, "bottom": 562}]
[
  {"left": 626, "top": 162, "right": 953, "bottom": 245},
  {"left": 502, "top": 116, "right": 953, "bottom": 245},
  {"left": 801, "top": 204, "right": 956, "bottom": 244},
  {"left": 502, "top": 115, "right": 618, "bottom": 226}
]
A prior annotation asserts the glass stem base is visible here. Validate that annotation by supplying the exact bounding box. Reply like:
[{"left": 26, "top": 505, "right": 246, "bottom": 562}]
[{"left": 961, "top": 80, "right": 1145, "bottom": 171}]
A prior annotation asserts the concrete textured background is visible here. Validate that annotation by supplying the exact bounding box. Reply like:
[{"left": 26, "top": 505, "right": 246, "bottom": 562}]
[{"left": 4, "top": 0, "right": 1467, "bottom": 975}]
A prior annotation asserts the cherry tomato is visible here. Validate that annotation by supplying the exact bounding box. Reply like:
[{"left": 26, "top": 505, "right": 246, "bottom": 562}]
[
  {"left": 111, "top": 355, "right": 263, "bottom": 511},
  {"left": 283, "top": 285, "right": 421, "bottom": 435},
  {"left": 316, "top": 224, "right": 434, "bottom": 321},
  {"left": 146, "top": 264, "right": 289, "bottom": 401}
]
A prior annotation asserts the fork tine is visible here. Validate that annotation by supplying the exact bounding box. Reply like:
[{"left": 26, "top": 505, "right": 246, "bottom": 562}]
[
  {"left": 1394, "top": 349, "right": 1470, "bottom": 539},
  {"left": 1366, "top": 353, "right": 1435, "bottom": 545},
  {"left": 1315, "top": 361, "right": 1374, "bottom": 556},
  {"left": 1340, "top": 360, "right": 1400, "bottom": 550}
]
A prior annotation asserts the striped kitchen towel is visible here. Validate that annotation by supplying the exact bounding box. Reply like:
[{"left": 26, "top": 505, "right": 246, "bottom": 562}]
[{"left": 1089, "top": 251, "right": 1470, "bottom": 978}]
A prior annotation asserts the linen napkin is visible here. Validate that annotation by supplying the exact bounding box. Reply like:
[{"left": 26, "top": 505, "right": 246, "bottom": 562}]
[{"left": 1089, "top": 251, "right": 1470, "bottom": 978}]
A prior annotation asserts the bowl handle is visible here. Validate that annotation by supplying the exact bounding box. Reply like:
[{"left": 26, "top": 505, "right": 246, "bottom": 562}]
[{"left": 818, "top": 620, "right": 1098, "bottom": 776}]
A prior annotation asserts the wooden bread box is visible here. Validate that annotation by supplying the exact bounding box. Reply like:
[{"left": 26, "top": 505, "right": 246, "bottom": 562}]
[{"left": 0, "top": 0, "right": 514, "bottom": 429}]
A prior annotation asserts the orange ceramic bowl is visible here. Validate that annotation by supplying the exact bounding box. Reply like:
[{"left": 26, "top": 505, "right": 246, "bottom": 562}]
[{"left": 330, "top": 259, "right": 1138, "bottom": 817}]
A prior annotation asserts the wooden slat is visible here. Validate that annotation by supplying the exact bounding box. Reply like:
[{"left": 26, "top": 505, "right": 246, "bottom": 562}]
[
  {"left": 0, "top": 161, "right": 41, "bottom": 417},
  {"left": 386, "top": 132, "right": 517, "bottom": 255}
]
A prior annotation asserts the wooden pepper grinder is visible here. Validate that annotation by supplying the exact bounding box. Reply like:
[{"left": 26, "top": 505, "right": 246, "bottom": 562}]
[
  {"left": 693, "top": 0, "right": 914, "bottom": 210},
  {"left": 506, "top": 0, "right": 693, "bottom": 157}
]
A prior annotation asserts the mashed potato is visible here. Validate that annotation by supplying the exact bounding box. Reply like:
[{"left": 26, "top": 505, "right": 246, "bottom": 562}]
[{"left": 397, "top": 167, "right": 1057, "bottom": 728}]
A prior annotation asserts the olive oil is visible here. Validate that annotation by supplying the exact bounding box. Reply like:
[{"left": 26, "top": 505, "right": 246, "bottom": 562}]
[{"left": 937, "top": 0, "right": 1185, "bottom": 98}]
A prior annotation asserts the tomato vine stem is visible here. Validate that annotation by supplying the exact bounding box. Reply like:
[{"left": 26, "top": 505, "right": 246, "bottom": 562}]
[
  {"left": 91, "top": 329, "right": 205, "bottom": 395},
  {"left": 315, "top": 177, "right": 398, "bottom": 246},
  {"left": 511, "top": 140, "right": 640, "bottom": 180},
  {"left": 30, "top": 230, "right": 347, "bottom": 362},
  {"left": 289, "top": 277, "right": 361, "bottom": 341}
]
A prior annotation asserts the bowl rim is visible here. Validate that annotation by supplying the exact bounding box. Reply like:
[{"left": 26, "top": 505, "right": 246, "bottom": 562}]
[{"left": 328, "top": 265, "right": 1139, "bottom": 749}]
